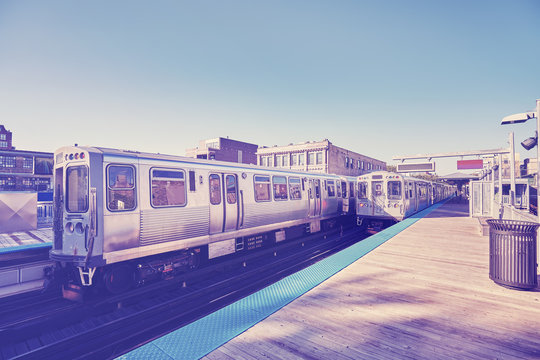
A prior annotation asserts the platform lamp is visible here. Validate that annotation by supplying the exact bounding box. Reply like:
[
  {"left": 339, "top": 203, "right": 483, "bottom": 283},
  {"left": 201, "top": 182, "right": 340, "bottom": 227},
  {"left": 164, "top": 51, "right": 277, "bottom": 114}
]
[{"left": 500, "top": 99, "right": 540, "bottom": 225}]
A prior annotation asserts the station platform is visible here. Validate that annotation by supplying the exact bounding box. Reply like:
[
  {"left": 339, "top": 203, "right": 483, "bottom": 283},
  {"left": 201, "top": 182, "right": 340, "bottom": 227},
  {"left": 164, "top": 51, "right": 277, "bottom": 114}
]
[
  {"left": 0, "top": 228, "right": 52, "bottom": 253},
  {"left": 120, "top": 200, "right": 540, "bottom": 360}
]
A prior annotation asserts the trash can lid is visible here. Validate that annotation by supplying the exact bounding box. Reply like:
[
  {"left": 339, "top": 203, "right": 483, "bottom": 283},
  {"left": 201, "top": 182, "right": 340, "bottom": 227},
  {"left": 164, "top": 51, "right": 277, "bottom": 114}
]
[{"left": 486, "top": 219, "right": 540, "bottom": 232}]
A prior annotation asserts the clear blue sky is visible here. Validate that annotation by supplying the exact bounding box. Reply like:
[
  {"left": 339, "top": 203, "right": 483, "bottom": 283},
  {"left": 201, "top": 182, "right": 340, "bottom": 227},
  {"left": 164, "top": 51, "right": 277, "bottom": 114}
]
[{"left": 0, "top": 0, "right": 539, "bottom": 175}]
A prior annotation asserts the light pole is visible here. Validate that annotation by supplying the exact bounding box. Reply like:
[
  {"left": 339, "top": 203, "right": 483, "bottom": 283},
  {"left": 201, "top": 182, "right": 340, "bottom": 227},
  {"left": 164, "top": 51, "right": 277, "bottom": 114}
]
[{"left": 501, "top": 99, "right": 540, "bottom": 224}]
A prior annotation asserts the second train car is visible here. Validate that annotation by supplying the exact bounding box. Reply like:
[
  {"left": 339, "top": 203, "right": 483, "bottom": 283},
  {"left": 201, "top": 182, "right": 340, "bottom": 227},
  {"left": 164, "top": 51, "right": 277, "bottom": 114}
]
[{"left": 356, "top": 171, "right": 455, "bottom": 228}]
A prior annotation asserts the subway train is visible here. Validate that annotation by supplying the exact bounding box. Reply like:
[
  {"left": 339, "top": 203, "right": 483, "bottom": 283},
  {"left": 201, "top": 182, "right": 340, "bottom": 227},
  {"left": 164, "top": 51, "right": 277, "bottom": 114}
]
[
  {"left": 51, "top": 146, "right": 353, "bottom": 296},
  {"left": 356, "top": 171, "right": 456, "bottom": 228}
]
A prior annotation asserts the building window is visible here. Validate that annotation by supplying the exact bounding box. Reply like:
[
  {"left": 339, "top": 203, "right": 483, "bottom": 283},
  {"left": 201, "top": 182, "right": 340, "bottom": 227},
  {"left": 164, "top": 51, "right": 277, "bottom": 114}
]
[
  {"left": 237, "top": 150, "right": 243, "bottom": 163},
  {"left": 291, "top": 154, "right": 298, "bottom": 166},
  {"left": 22, "top": 178, "right": 34, "bottom": 187},
  {"left": 0, "top": 134, "right": 5, "bottom": 140},
  {"left": 316, "top": 152, "right": 323, "bottom": 165},
  {"left": 350, "top": 158, "right": 354, "bottom": 169},
  {"left": 345, "top": 156, "right": 349, "bottom": 168},
  {"left": 357, "top": 160, "right": 361, "bottom": 169},
  {"left": 283, "top": 154, "right": 289, "bottom": 167},
  {"left": 298, "top": 153, "right": 305, "bottom": 166},
  {"left": 5, "top": 156, "right": 15, "bottom": 168},
  {"left": 308, "top": 152, "right": 315, "bottom": 165},
  {"left": 0, "top": 141, "right": 7, "bottom": 148},
  {"left": 275, "top": 155, "right": 282, "bottom": 167},
  {"left": 23, "top": 157, "right": 33, "bottom": 169},
  {"left": 206, "top": 141, "right": 220, "bottom": 149}
]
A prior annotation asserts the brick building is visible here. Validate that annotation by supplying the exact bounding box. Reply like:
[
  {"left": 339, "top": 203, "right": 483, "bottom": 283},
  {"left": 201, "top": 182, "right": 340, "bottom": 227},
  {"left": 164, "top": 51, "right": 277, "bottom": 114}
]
[
  {"left": 0, "top": 125, "right": 53, "bottom": 192},
  {"left": 257, "top": 139, "right": 386, "bottom": 176},
  {"left": 186, "top": 137, "right": 258, "bottom": 165},
  {"left": 0, "top": 125, "right": 13, "bottom": 150}
]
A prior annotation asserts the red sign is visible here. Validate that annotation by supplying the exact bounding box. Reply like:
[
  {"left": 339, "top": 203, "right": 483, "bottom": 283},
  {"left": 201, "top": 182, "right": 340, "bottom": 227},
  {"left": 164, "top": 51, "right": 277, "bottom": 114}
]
[{"left": 457, "top": 159, "right": 483, "bottom": 170}]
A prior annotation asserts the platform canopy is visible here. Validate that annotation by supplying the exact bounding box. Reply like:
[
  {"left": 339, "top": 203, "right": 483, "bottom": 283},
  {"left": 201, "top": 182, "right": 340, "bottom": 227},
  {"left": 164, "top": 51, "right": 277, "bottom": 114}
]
[{"left": 439, "top": 172, "right": 480, "bottom": 181}]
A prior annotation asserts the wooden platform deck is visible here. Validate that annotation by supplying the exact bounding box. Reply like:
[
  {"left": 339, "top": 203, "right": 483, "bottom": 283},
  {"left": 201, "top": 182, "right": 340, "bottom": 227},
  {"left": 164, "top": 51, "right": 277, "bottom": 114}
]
[{"left": 204, "top": 202, "right": 540, "bottom": 360}]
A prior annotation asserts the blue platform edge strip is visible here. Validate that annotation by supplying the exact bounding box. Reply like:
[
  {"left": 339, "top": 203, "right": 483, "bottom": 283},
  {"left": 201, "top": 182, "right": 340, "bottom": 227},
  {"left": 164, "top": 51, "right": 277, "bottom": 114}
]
[
  {"left": 118, "top": 200, "right": 449, "bottom": 360},
  {"left": 0, "top": 242, "right": 51, "bottom": 255}
]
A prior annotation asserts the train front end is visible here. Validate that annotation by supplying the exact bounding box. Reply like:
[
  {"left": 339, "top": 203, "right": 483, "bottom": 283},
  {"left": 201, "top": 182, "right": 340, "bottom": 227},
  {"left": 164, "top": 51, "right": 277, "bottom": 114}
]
[{"left": 51, "top": 146, "right": 104, "bottom": 290}]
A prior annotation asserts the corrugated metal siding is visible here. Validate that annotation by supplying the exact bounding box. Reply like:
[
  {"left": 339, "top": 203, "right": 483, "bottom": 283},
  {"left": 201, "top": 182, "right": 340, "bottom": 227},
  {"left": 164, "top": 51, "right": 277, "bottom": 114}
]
[
  {"left": 243, "top": 203, "right": 305, "bottom": 228},
  {"left": 140, "top": 206, "right": 209, "bottom": 246}
]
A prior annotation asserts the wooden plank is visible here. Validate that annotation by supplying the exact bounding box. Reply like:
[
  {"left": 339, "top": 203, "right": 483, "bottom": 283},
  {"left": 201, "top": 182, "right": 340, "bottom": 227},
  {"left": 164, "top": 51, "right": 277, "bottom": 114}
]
[{"left": 203, "top": 202, "right": 540, "bottom": 359}]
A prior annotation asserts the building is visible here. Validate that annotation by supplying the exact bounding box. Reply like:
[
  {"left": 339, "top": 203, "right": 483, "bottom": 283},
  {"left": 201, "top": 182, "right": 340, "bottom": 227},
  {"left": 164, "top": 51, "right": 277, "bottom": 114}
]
[
  {"left": 0, "top": 125, "right": 53, "bottom": 192},
  {"left": 0, "top": 148, "right": 53, "bottom": 192},
  {"left": 0, "top": 125, "right": 54, "bottom": 229},
  {"left": 256, "top": 139, "right": 386, "bottom": 176},
  {"left": 186, "top": 137, "right": 258, "bottom": 165},
  {"left": 0, "top": 125, "right": 13, "bottom": 150}
]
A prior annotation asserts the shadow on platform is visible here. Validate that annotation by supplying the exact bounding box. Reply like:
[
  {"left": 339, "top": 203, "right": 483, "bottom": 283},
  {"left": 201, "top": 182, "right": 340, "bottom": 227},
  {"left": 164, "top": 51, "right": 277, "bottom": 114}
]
[{"left": 424, "top": 200, "right": 469, "bottom": 219}]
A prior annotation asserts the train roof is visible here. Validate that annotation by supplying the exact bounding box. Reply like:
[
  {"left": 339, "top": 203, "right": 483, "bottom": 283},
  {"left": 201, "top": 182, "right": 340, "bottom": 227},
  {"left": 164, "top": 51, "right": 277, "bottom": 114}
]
[{"left": 55, "top": 145, "right": 344, "bottom": 179}]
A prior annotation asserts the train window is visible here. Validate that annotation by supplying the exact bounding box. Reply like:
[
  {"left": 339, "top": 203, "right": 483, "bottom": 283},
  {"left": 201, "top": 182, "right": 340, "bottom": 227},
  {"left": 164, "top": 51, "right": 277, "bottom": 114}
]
[
  {"left": 327, "top": 180, "right": 336, "bottom": 197},
  {"left": 151, "top": 169, "right": 186, "bottom": 207},
  {"left": 341, "top": 181, "right": 347, "bottom": 198},
  {"left": 189, "top": 171, "right": 196, "bottom": 192},
  {"left": 226, "top": 175, "right": 237, "bottom": 204},
  {"left": 107, "top": 165, "right": 136, "bottom": 211},
  {"left": 273, "top": 176, "right": 288, "bottom": 200},
  {"left": 209, "top": 174, "right": 221, "bottom": 205},
  {"left": 358, "top": 182, "right": 368, "bottom": 199},
  {"left": 66, "top": 166, "right": 89, "bottom": 213},
  {"left": 254, "top": 175, "right": 271, "bottom": 202},
  {"left": 349, "top": 182, "right": 355, "bottom": 198},
  {"left": 409, "top": 183, "right": 414, "bottom": 198},
  {"left": 336, "top": 181, "right": 341, "bottom": 197},
  {"left": 388, "top": 181, "right": 402, "bottom": 200},
  {"left": 289, "top": 177, "right": 302, "bottom": 200},
  {"left": 404, "top": 184, "right": 409, "bottom": 199}
]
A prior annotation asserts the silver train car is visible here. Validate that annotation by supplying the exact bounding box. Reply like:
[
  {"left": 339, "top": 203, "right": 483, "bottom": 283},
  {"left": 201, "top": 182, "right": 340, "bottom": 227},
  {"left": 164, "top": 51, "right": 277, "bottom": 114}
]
[
  {"left": 338, "top": 176, "right": 357, "bottom": 216},
  {"left": 356, "top": 171, "right": 455, "bottom": 227},
  {"left": 51, "top": 146, "right": 348, "bottom": 295}
]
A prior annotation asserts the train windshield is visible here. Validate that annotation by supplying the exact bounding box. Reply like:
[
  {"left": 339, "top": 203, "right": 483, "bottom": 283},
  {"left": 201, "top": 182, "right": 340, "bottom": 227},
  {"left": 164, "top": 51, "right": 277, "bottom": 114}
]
[
  {"left": 387, "top": 181, "right": 402, "bottom": 200},
  {"left": 358, "top": 182, "right": 368, "bottom": 199},
  {"left": 66, "top": 166, "right": 89, "bottom": 212}
]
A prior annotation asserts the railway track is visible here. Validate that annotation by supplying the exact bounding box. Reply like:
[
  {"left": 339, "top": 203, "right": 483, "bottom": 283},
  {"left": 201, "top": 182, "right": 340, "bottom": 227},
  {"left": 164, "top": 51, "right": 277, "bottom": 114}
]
[{"left": 0, "top": 226, "right": 366, "bottom": 359}]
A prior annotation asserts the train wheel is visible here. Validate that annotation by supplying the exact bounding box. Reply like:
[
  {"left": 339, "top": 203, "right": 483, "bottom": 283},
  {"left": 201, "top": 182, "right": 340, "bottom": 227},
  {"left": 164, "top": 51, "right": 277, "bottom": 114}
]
[{"left": 103, "top": 264, "right": 134, "bottom": 294}]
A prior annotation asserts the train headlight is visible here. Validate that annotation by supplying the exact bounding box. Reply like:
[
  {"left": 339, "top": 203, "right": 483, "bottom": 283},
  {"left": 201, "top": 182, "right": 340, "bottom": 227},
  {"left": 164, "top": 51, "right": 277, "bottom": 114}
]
[
  {"left": 75, "top": 222, "right": 85, "bottom": 234},
  {"left": 65, "top": 222, "right": 74, "bottom": 233}
]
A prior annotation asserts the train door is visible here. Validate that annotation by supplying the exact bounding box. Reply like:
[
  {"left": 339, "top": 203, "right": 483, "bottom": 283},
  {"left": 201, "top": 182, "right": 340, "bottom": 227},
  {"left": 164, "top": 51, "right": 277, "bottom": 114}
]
[
  {"left": 209, "top": 173, "right": 239, "bottom": 234},
  {"left": 371, "top": 181, "right": 385, "bottom": 216},
  {"left": 341, "top": 180, "right": 348, "bottom": 213},
  {"left": 308, "top": 179, "right": 321, "bottom": 217}
]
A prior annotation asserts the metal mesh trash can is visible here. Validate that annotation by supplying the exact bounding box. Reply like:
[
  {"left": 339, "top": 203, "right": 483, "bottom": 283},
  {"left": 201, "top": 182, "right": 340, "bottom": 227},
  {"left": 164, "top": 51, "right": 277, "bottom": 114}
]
[{"left": 487, "top": 219, "right": 539, "bottom": 290}]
